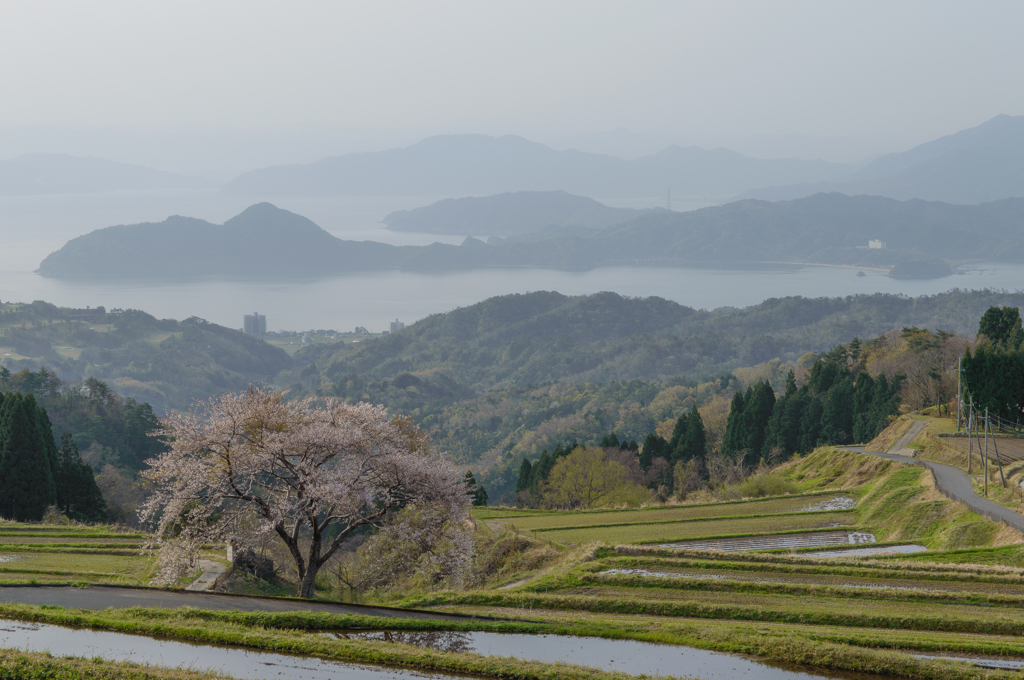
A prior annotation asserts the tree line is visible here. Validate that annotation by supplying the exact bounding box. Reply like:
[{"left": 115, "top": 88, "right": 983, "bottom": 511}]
[
  {"left": 0, "top": 367, "right": 165, "bottom": 470},
  {"left": 509, "top": 345, "right": 904, "bottom": 507},
  {"left": 0, "top": 391, "right": 105, "bottom": 522},
  {"left": 963, "top": 306, "right": 1024, "bottom": 423}
]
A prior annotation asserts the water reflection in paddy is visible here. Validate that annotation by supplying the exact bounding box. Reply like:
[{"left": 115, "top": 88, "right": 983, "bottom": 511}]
[
  {"left": 0, "top": 619, "right": 466, "bottom": 680},
  {"left": 324, "top": 630, "right": 895, "bottom": 679},
  {"left": 803, "top": 544, "right": 927, "bottom": 558}
]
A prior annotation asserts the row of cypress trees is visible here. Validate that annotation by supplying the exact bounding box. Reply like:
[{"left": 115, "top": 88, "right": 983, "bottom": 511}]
[
  {"left": 511, "top": 344, "right": 904, "bottom": 499},
  {"left": 0, "top": 392, "right": 106, "bottom": 522},
  {"left": 723, "top": 355, "right": 902, "bottom": 463},
  {"left": 963, "top": 306, "right": 1024, "bottom": 422}
]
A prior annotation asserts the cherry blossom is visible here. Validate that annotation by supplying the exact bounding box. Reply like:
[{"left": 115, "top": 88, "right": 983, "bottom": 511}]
[{"left": 141, "top": 388, "right": 472, "bottom": 598}]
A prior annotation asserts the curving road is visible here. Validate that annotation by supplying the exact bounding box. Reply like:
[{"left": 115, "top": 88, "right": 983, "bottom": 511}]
[
  {"left": 0, "top": 585, "right": 464, "bottom": 620},
  {"left": 849, "top": 446, "right": 1024, "bottom": 534}
]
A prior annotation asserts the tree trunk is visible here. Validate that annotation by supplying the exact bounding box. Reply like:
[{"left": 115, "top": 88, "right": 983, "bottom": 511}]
[{"left": 298, "top": 563, "right": 320, "bottom": 599}]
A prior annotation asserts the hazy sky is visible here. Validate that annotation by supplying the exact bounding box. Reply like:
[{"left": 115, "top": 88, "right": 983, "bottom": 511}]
[{"left": 0, "top": 0, "right": 1021, "bottom": 142}]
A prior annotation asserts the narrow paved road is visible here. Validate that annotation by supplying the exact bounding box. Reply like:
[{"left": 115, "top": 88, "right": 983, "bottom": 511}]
[
  {"left": 849, "top": 446, "right": 1024, "bottom": 534},
  {"left": 0, "top": 585, "right": 464, "bottom": 620}
]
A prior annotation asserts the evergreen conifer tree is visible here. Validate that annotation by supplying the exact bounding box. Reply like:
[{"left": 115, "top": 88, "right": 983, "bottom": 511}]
[
  {"left": 463, "top": 470, "right": 488, "bottom": 506},
  {"left": 528, "top": 450, "right": 553, "bottom": 492},
  {"left": 979, "top": 306, "right": 1024, "bottom": 347},
  {"left": 742, "top": 381, "right": 776, "bottom": 461},
  {"left": 55, "top": 433, "right": 106, "bottom": 521},
  {"left": 798, "top": 397, "right": 824, "bottom": 453},
  {"left": 721, "top": 391, "right": 746, "bottom": 457},
  {"left": 515, "top": 458, "right": 532, "bottom": 493},
  {"left": 639, "top": 433, "right": 667, "bottom": 470},
  {"left": 0, "top": 393, "right": 58, "bottom": 521},
  {"left": 673, "top": 405, "right": 706, "bottom": 465},
  {"left": 819, "top": 377, "right": 855, "bottom": 445},
  {"left": 669, "top": 414, "right": 688, "bottom": 451},
  {"left": 851, "top": 373, "right": 876, "bottom": 443}
]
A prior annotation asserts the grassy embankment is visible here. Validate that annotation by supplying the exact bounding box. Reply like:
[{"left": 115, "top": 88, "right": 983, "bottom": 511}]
[
  {"left": 478, "top": 445, "right": 1014, "bottom": 552},
  {"left": 868, "top": 413, "right": 1024, "bottom": 517}
]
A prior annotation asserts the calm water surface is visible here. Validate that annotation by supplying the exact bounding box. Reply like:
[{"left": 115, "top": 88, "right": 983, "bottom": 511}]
[
  {"left": 1, "top": 265, "right": 1019, "bottom": 335},
  {"left": 0, "top": 618, "right": 895, "bottom": 680},
  {"left": 1, "top": 190, "right": 1021, "bottom": 332},
  {"left": 0, "top": 619, "right": 467, "bottom": 680}
]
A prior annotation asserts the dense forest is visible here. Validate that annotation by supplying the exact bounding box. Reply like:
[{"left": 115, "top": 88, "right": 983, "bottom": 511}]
[
  {"left": 285, "top": 288, "right": 1024, "bottom": 392},
  {"left": 3, "top": 290, "right": 1015, "bottom": 506}
]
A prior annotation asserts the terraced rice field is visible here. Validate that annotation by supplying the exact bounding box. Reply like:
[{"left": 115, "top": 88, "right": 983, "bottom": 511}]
[
  {"left": 0, "top": 521, "right": 154, "bottom": 585},
  {"left": 493, "top": 494, "right": 857, "bottom": 531},
  {"left": 538, "top": 511, "right": 856, "bottom": 545},
  {"left": 596, "top": 565, "right": 1024, "bottom": 595},
  {"left": 658, "top": 529, "right": 875, "bottom": 551}
]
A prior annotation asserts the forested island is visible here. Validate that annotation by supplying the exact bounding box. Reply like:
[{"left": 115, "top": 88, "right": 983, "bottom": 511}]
[
  {"left": 383, "top": 190, "right": 663, "bottom": 236},
  {"left": 38, "top": 194, "right": 1024, "bottom": 280}
]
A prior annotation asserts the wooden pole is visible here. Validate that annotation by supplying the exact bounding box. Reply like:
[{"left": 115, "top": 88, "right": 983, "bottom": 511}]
[
  {"left": 990, "top": 411, "right": 1007, "bottom": 488},
  {"left": 967, "top": 402, "right": 974, "bottom": 474},
  {"left": 984, "top": 407, "right": 989, "bottom": 497}
]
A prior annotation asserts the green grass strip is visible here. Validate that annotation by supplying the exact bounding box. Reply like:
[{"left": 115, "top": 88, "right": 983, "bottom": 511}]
[
  {"left": 528, "top": 509, "right": 859, "bottom": 533},
  {"left": 0, "top": 648, "right": 224, "bottom": 679},
  {"left": 579, "top": 571, "right": 1024, "bottom": 606},
  {"left": 631, "top": 525, "right": 862, "bottom": 546},
  {"left": 473, "top": 488, "right": 859, "bottom": 521},
  {"left": 0, "top": 546, "right": 144, "bottom": 555},
  {"left": 409, "top": 591, "right": 1024, "bottom": 636},
  {"left": 600, "top": 555, "right": 1024, "bottom": 585},
  {"left": 0, "top": 533, "right": 144, "bottom": 539}
]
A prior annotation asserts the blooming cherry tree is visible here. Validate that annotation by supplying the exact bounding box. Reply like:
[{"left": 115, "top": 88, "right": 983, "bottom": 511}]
[{"left": 141, "top": 388, "right": 472, "bottom": 598}]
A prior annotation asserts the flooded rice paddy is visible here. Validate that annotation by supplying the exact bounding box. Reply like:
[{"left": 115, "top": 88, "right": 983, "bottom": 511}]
[
  {"left": 0, "top": 617, "right": 902, "bottom": 680},
  {"left": 805, "top": 544, "right": 928, "bottom": 558},
  {"left": 321, "top": 630, "right": 888, "bottom": 680},
  {"left": 801, "top": 497, "right": 857, "bottom": 512},
  {"left": 658, "top": 530, "right": 877, "bottom": 552},
  {"left": 0, "top": 619, "right": 467, "bottom": 680},
  {"left": 596, "top": 567, "right": 1024, "bottom": 594}
]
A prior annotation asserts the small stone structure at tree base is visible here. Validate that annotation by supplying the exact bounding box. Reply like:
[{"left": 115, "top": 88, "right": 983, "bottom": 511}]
[{"left": 227, "top": 538, "right": 275, "bottom": 580}]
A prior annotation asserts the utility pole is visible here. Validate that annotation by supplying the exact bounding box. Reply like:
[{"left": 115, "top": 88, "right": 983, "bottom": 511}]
[
  {"left": 991, "top": 411, "right": 1007, "bottom": 488},
  {"left": 956, "top": 356, "right": 962, "bottom": 432},
  {"left": 984, "top": 406, "right": 989, "bottom": 497},
  {"left": 967, "top": 401, "right": 973, "bottom": 474}
]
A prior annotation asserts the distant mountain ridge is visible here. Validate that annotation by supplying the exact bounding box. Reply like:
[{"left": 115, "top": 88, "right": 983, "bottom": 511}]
[
  {"left": 0, "top": 153, "right": 217, "bottom": 194},
  {"left": 735, "top": 115, "right": 1024, "bottom": 204},
  {"left": 383, "top": 191, "right": 667, "bottom": 236},
  {"left": 37, "top": 195, "right": 1024, "bottom": 280},
  {"left": 219, "top": 134, "right": 852, "bottom": 198}
]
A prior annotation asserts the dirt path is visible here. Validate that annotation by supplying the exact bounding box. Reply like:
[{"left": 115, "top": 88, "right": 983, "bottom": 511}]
[
  {"left": 849, "top": 446, "right": 1024, "bottom": 535},
  {"left": 0, "top": 585, "right": 467, "bottom": 620},
  {"left": 888, "top": 420, "right": 929, "bottom": 455}
]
